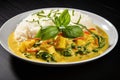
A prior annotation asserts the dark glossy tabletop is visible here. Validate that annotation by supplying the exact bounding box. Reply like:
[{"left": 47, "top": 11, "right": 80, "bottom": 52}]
[{"left": 0, "top": 0, "right": 120, "bottom": 80}]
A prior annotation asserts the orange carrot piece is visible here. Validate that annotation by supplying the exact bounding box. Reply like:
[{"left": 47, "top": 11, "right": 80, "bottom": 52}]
[
  {"left": 84, "top": 31, "right": 90, "bottom": 35},
  {"left": 89, "top": 28, "right": 96, "bottom": 30},
  {"left": 73, "top": 37, "right": 84, "bottom": 40},
  {"left": 27, "top": 48, "right": 38, "bottom": 52}
]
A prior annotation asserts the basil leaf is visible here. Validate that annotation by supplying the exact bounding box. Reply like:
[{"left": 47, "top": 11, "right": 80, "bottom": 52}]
[
  {"left": 41, "top": 26, "right": 59, "bottom": 40},
  {"left": 35, "top": 28, "right": 41, "bottom": 38},
  {"left": 63, "top": 26, "right": 83, "bottom": 38},
  {"left": 54, "top": 16, "right": 61, "bottom": 27},
  {"left": 59, "top": 9, "right": 70, "bottom": 26}
]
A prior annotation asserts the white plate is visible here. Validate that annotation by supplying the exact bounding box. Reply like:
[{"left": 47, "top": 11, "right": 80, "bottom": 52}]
[{"left": 0, "top": 8, "right": 118, "bottom": 66}]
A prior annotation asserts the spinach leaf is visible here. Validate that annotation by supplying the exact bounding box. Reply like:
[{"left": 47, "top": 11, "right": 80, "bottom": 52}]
[
  {"left": 75, "top": 42, "right": 91, "bottom": 55},
  {"left": 24, "top": 53, "right": 32, "bottom": 58},
  {"left": 62, "top": 26, "right": 83, "bottom": 38},
  {"left": 61, "top": 48, "right": 72, "bottom": 57},
  {"left": 36, "top": 52, "right": 56, "bottom": 62},
  {"left": 41, "top": 26, "right": 59, "bottom": 40}
]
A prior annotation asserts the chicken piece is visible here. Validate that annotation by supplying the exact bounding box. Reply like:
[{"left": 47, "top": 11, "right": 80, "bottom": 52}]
[
  {"left": 55, "top": 36, "right": 67, "bottom": 49},
  {"left": 76, "top": 39, "right": 86, "bottom": 46},
  {"left": 19, "top": 42, "right": 26, "bottom": 52},
  {"left": 47, "top": 46, "right": 56, "bottom": 54},
  {"left": 24, "top": 39, "right": 36, "bottom": 48},
  {"left": 19, "top": 39, "right": 36, "bottom": 52}
]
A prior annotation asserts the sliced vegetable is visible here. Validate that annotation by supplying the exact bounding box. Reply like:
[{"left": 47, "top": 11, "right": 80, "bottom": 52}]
[{"left": 27, "top": 48, "right": 38, "bottom": 52}]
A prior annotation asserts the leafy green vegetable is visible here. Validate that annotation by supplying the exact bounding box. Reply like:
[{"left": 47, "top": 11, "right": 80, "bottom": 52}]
[
  {"left": 35, "top": 9, "right": 84, "bottom": 39},
  {"left": 35, "top": 26, "right": 59, "bottom": 40},
  {"left": 71, "top": 43, "right": 76, "bottom": 49},
  {"left": 74, "top": 23, "right": 106, "bottom": 52},
  {"left": 96, "top": 35, "right": 105, "bottom": 48},
  {"left": 75, "top": 42, "right": 91, "bottom": 55},
  {"left": 41, "top": 26, "right": 59, "bottom": 40},
  {"left": 59, "top": 9, "right": 70, "bottom": 26},
  {"left": 33, "top": 41, "right": 41, "bottom": 47},
  {"left": 35, "top": 28, "right": 41, "bottom": 38},
  {"left": 53, "top": 9, "right": 70, "bottom": 27},
  {"left": 92, "top": 48, "right": 99, "bottom": 52},
  {"left": 61, "top": 48, "right": 72, "bottom": 57},
  {"left": 54, "top": 16, "right": 61, "bottom": 27},
  {"left": 62, "top": 26, "right": 83, "bottom": 38},
  {"left": 36, "top": 52, "right": 56, "bottom": 62},
  {"left": 24, "top": 53, "right": 32, "bottom": 58},
  {"left": 92, "top": 35, "right": 105, "bottom": 52},
  {"left": 76, "top": 47, "right": 90, "bottom": 55}
]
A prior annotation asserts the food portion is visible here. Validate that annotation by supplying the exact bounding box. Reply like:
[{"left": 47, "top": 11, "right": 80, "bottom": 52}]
[{"left": 8, "top": 9, "right": 109, "bottom": 63}]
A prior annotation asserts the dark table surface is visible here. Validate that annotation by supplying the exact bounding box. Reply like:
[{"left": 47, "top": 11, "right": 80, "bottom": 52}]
[{"left": 0, "top": 0, "right": 120, "bottom": 80}]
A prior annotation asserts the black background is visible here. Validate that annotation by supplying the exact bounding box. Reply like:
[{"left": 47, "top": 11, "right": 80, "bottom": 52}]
[{"left": 0, "top": 0, "right": 120, "bottom": 80}]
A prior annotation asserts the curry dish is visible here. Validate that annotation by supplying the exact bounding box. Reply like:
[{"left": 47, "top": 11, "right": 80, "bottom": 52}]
[
  {"left": 8, "top": 26, "right": 109, "bottom": 62},
  {"left": 8, "top": 9, "right": 109, "bottom": 63}
]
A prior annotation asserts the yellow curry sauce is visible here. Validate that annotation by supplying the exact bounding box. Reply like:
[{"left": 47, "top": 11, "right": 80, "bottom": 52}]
[{"left": 8, "top": 26, "right": 109, "bottom": 63}]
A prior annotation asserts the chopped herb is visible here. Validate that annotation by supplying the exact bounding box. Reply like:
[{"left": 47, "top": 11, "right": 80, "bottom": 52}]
[
  {"left": 32, "top": 10, "right": 45, "bottom": 16},
  {"left": 71, "top": 43, "right": 76, "bottom": 49},
  {"left": 33, "top": 41, "right": 41, "bottom": 47},
  {"left": 72, "top": 10, "right": 74, "bottom": 16},
  {"left": 24, "top": 53, "right": 32, "bottom": 58},
  {"left": 47, "top": 9, "right": 53, "bottom": 17},
  {"left": 92, "top": 48, "right": 99, "bottom": 52},
  {"left": 76, "top": 15, "right": 81, "bottom": 24},
  {"left": 37, "top": 15, "right": 46, "bottom": 17},
  {"left": 26, "top": 19, "right": 39, "bottom": 24}
]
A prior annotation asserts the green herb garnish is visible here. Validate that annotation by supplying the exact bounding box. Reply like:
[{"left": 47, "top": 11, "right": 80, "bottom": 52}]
[
  {"left": 35, "top": 9, "right": 83, "bottom": 40},
  {"left": 62, "top": 25, "right": 83, "bottom": 38},
  {"left": 40, "top": 26, "right": 59, "bottom": 40}
]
